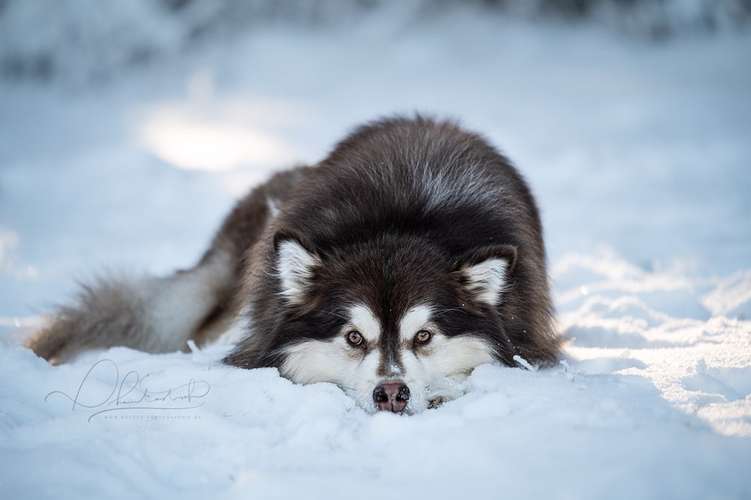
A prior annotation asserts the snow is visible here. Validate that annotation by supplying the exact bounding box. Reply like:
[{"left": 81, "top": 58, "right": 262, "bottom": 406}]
[{"left": 1, "top": 7, "right": 751, "bottom": 500}]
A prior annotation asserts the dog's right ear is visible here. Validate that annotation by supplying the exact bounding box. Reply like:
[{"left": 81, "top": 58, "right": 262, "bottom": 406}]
[{"left": 273, "top": 232, "right": 321, "bottom": 304}]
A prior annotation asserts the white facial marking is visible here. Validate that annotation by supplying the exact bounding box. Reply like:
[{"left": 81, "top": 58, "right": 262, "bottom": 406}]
[
  {"left": 279, "top": 300, "right": 497, "bottom": 414},
  {"left": 281, "top": 338, "right": 357, "bottom": 384},
  {"left": 387, "top": 362, "right": 402, "bottom": 377},
  {"left": 279, "top": 303, "right": 386, "bottom": 412},
  {"left": 400, "top": 335, "right": 496, "bottom": 411},
  {"left": 463, "top": 258, "right": 508, "bottom": 306},
  {"left": 348, "top": 304, "right": 381, "bottom": 343},
  {"left": 399, "top": 304, "right": 433, "bottom": 342},
  {"left": 280, "top": 339, "right": 382, "bottom": 411},
  {"left": 277, "top": 240, "right": 319, "bottom": 303}
]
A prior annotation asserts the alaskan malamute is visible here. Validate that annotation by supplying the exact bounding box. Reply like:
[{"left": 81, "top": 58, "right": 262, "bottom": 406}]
[{"left": 28, "top": 116, "right": 559, "bottom": 413}]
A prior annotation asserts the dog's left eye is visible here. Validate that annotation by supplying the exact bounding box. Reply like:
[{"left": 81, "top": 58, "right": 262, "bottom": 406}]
[{"left": 414, "top": 330, "right": 432, "bottom": 345}]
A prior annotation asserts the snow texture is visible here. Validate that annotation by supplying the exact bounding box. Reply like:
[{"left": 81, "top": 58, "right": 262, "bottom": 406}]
[{"left": 1, "top": 6, "right": 750, "bottom": 500}]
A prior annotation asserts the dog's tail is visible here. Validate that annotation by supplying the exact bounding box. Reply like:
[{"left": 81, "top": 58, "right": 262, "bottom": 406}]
[
  {"left": 25, "top": 169, "right": 298, "bottom": 364},
  {"left": 26, "top": 249, "right": 236, "bottom": 364}
]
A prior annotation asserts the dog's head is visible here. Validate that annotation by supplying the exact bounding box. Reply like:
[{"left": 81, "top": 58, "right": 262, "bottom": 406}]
[{"left": 268, "top": 232, "right": 517, "bottom": 414}]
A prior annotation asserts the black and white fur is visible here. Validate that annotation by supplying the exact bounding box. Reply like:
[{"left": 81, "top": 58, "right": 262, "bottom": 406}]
[{"left": 28, "top": 116, "right": 559, "bottom": 413}]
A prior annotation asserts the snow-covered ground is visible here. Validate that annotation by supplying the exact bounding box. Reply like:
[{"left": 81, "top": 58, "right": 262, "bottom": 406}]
[{"left": 1, "top": 8, "right": 750, "bottom": 500}]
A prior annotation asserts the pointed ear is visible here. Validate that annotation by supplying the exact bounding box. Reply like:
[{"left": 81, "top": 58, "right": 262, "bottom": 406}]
[
  {"left": 453, "top": 245, "right": 517, "bottom": 307},
  {"left": 274, "top": 234, "right": 321, "bottom": 304}
]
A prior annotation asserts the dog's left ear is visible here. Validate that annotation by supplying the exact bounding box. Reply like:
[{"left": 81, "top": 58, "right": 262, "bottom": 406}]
[{"left": 453, "top": 244, "right": 517, "bottom": 307}]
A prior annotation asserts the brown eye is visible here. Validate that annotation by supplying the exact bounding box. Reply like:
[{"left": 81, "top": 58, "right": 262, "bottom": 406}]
[
  {"left": 346, "top": 330, "right": 364, "bottom": 347},
  {"left": 414, "top": 330, "right": 432, "bottom": 345}
]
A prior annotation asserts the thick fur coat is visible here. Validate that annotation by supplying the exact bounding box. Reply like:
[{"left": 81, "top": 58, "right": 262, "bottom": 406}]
[{"left": 28, "top": 116, "right": 559, "bottom": 413}]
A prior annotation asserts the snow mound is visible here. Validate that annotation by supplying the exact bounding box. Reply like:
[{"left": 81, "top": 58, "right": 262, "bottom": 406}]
[
  {"left": 0, "top": 330, "right": 747, "bottom": 500},
  {"left": 703, "top": 270, "right": 751, "bottom": 319},
  {"left": 1, "top": 252, "right": 750, "bottom": 499}
]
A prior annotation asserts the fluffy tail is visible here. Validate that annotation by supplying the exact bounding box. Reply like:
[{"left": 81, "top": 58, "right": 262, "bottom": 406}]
[
  {"left": 26, "top": 250, "right": 234, "bottom": 364},
  {"left": 25, "top": 172, "right": 292, "bottom": 364}
]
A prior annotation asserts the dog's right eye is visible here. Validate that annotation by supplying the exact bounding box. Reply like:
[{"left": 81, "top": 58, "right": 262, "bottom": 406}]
[{"left": 346, "top": 330, "right": 364, "bottom": 347}]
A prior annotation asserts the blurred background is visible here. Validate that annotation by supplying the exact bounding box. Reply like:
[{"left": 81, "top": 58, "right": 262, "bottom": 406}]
[
  {"left": 1, "top": 0, "right": 750, "bottom": 323},
  {"left": 3, "top": 0, "right": 751, "bottom": 81}
]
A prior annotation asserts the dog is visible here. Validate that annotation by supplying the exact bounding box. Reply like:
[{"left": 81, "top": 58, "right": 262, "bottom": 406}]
[{"left": 27, "top": 115, "right": 559, "bottom": 414}]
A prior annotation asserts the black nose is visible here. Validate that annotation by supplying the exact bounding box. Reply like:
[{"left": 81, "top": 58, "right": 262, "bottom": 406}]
[{"left": 373, "top": 381, "right": 410, "bottom": 413}]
